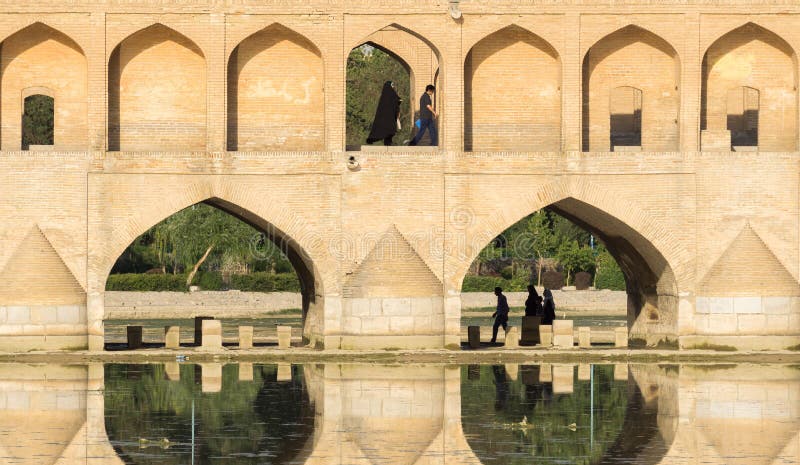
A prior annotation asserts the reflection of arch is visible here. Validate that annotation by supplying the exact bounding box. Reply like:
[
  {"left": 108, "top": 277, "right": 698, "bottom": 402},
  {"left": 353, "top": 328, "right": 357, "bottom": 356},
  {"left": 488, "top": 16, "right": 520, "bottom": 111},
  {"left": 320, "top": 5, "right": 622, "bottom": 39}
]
[
  {"left": 0, "top": 22, "right": 87, "bottom": 150},
  {"left": 582, "top": 25, "right": 680, "bottom": 152},
  {"left": 453, "top": 178, "right": 687, "bottom": 344},
  {"left": 108, "top": 24, "right": 206, "bottom": 151},
  {"left": 464, "top": 24, "right": 561, "bottom": 151},
  {"left": 701, "top": 23, "right": 797, "bottom": 151},
  {"left": 227, "top": 23, "right": 324, "bottom": 151}
]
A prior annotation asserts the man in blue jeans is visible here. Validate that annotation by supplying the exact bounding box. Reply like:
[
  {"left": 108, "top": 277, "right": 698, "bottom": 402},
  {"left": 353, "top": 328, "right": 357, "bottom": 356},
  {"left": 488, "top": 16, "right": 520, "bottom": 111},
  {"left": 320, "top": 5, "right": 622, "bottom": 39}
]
[{"left": 409, "top": 84, "right": 438, "bottom": 146}]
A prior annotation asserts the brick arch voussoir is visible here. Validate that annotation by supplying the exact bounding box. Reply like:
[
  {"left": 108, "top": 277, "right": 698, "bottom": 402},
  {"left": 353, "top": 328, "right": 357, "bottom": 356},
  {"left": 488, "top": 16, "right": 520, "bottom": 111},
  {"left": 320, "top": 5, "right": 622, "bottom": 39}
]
[
  {"left": 702, "top": 21, "right": 797, "bottom": 61},
  {"left": 0, "top": 21, "right": 87, "bottom": 56},
  {"left": 107, "top": 22, "right": 206, "bottom": 61},
  {"left": 464, "top": 22, "right": 562, "bottom": 64},
  {"left": 359, "top": 34, "right": 419, "bottom": 73},
  {"left": 582, "top": 23, "right": 681, "bottom": 64},
  {"left": 226, "top": 22, "right": 324, "bottom": 63},
  {"left": 349, "top": 22, "right": 442, "bottom": 62}
]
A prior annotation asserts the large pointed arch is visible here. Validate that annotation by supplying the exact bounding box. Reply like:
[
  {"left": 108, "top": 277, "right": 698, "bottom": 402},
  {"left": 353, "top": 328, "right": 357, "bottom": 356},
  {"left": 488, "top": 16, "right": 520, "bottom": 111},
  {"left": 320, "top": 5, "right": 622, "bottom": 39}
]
[
  {"left": 464, "top": 24, "right": 561, "bottom": 151},
  {"left": 701, "top": 22, "right": 797, "bottom": 151},
  {"left": 107, "top": 23, "right": 206, "bottom": 151},
  {"left": 0, "top": 22, "right": 87, "bottom": 150},
  {"left": 227, "top": 23, "right": 325, "bottom": 151},
  {"left": 582, "top": 25, "right": 681, "bottom": 152}
]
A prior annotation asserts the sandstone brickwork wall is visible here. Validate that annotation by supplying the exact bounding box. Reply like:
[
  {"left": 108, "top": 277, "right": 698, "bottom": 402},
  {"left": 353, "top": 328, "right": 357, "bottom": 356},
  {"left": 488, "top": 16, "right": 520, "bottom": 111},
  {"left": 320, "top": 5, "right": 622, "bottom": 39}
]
[{"left": 0, "top": 1, "right": 797, "bottom": 351}]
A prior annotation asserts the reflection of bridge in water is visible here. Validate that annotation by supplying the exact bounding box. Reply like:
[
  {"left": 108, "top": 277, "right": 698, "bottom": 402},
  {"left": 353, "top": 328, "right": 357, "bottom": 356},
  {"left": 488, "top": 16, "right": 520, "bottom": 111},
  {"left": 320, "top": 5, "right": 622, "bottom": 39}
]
[{"left": 0, "top": 363, "right": 798, "bottom": 464}]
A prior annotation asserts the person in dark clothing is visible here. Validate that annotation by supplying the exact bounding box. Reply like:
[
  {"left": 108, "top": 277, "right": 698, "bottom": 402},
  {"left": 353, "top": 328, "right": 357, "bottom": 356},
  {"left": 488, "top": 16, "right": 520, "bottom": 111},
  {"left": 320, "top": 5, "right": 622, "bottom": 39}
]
[
  {"left": 492, "top": 365, "right": 509, "bottom": 411},
  {"left": 490, "top": 286, "right": 510, "bottom": 343},
  {"left": 409, "top": 84, "right": 438, "bottom": 146},
  {"left": 542, "top": 288, "right": 556, "bottom": 325},
  {"left": 524, "top": 284, "right": 543, "bottom": 317},
  {"left": 366, "top": 81, "right": 401, "bottom": 145}
]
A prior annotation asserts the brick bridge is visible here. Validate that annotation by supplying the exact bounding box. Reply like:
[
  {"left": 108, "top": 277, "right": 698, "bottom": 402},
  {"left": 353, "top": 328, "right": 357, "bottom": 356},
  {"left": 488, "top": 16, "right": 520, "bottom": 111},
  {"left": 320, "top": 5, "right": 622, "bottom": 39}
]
[{"left": 0, "top": 1, "right": 799, "bottom": 351}]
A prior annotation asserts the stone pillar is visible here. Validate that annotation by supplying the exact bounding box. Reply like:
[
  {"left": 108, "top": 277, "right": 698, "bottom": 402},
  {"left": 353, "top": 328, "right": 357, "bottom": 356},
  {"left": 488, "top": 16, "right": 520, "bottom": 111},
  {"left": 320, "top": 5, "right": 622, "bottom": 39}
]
[
  {"left": 681, "top": 12, "right": 701, "bottom": 151},
  {"left": 562, "top": 12, "right": 582, "bottom": 151},
  {"left": 468, "top": 325, "right": 480, "bottom": 349},
  {"left": 325, "top": 16, "right": 345, "bottom": 151},
  {"left": 206, "top": 13, "right": 226, "bottom": 152},
  {"left": 201, "top": 320, "right": 222, "bottom": 349},
  {"left": 277, "top": 325, "right": 291, "bottom": 349},
  {"left": 239, "top": 325, "right": 253, "bottom": 349},
  {"left": 540, "top": 325, "right": 553, "bottom": 346},
  {"left": 87, "top": 292, "right": 104, "bottom": 351},
  {"left": 126, "top": 326, "right": 142, "bottom": 349},
  {"left": 578, "top": 326, "right": 591, "bottom": 348},
  {"left": 552, "top": 320, "right": 574, "bottom": 348},
  {"left": 164, "top": 326, "right": 180, "bottom": 349},
  {"left": 504, "top": 327, "right": 519, "bottom": 348},
  {"left": 441, "top": 14, "right": 463, "bottom": 151},
  {"left": 194, "top": 316, "right": 214, "bottom": 345},
  {"left": 615, "top": 326, "right": 628, "bottom": 348},
  {"left": 521, "top": 316, "right": 541, "bottom": 345},
  {"left": 87, "top": 12, "right": 106, "bottom": 151}
]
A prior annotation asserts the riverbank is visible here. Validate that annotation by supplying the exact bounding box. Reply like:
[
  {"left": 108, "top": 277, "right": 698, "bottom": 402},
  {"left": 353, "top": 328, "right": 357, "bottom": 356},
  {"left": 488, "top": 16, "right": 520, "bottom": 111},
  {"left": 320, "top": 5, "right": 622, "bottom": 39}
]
[
  {"left": 1, "top": 346, "right": 798, "bottom": 364},
  {"left": 105, "top": 289, "right": 627, "bottom": 319}
]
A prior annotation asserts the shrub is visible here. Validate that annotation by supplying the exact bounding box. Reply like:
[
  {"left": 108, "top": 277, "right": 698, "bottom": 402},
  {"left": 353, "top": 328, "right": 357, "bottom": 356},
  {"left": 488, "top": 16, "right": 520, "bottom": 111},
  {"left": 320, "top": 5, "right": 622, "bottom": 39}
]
[
  {"left": 574, "top": 271, "right": 592, "bottom": 290},
  {"left": 500, "top": 266, "right": 513, "bottom": 280},
  {"left": 195, "top": 271, "right": 224, "bottom": 290},
  {"left": 106, "top": 273, "right": 187, "bottom": 291},
  {"left": 542, "top": 271, "right": 564, "bottom": 290},
  {"left": 461, "top": 275, "right": 527, "bottom": 292},
  {"left": 230, "top": 272, "right": 300, "bottom": 292}
]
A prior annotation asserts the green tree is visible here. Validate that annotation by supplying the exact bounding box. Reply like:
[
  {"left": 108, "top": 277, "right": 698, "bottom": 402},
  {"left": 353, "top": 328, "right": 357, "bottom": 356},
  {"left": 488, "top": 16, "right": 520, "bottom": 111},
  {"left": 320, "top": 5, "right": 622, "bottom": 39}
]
[
  {"left": 346, "top": 46, "right": 412, "bottom": 147},
  {"left": 556, "top": 240, "right": 595, "bottom": 286},
  {"left": 595, "top": 246, "right": 626, "bottom": 290},
  {"left": 22, "top": 94, "right": 54, "bottom": 149}
]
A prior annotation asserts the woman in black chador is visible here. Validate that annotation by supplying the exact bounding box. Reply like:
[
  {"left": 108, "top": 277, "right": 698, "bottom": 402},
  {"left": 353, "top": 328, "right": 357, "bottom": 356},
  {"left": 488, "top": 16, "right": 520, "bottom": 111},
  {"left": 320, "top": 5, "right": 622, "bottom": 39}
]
[
  {"left": 524, "top": 284, "right": 543, "bottom": 317},
  {"left": 366, "top": 81, "right": 401, "bottom": 145}
]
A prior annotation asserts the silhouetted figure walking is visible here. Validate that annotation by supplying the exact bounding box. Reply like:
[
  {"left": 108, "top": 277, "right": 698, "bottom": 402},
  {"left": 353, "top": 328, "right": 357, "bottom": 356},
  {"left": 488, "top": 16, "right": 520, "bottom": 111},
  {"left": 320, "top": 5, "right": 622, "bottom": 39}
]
[
  {"left": 409, "top": 84, "right": 438, "bottom": 146},
  {"left": 366, "top": 81, "right": 401, "bottom": 146},
  {"left": 542, "top": 288, "right": 556, "bottom": 325},
  {"left": 491, "top": 286, "right": 509, "bottom": 343},
  {"left": 524, "top": 284, "right": 543, "bottom": 317}
]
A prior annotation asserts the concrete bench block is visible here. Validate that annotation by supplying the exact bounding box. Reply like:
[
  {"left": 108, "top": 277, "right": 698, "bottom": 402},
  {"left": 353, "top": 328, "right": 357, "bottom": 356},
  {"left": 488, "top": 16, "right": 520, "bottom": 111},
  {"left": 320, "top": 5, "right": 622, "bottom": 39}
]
[
  {"left": 164, "top": 326, "right": 180, "bottom": 349},
  {"left": 540, "top": 325, "right": 553, "bottom": 346},
  {"left": 127, "top": 326, "right": 143, "bottom": 349},
  {"left": 277, "top": 325, "right": 291, "bottom": 349},
  {"left": 504, "top": 327, "right": 519, "bottom": 348},
  {"left": 578, "top": 327, "right": 591, "bottom": 348},
  {"left": 520, "top": 316, "right": 541, "bottom": 345},
  {"left": 194, "top": 316, "right": 214, "bottom": 345},
  {"left": 468, "top": 326, "right": 480, "bottom": 349},
  {"left": 201, "top": 320, "right": 222, "bottom": 349},
  {"left": 552, "top": 320, "right": 574, "bottom": 348},
  {"left": 614, "top": 327, "right": 628, "bottom": 348},
  {"left": 239, "top": 326, "right": 253, "bottom": 349}
]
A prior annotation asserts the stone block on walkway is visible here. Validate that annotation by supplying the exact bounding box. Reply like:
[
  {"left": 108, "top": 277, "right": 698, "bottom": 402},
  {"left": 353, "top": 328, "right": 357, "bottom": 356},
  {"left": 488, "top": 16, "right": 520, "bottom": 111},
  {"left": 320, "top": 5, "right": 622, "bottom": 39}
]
[
  {"left": 540, "top": 325, "right": 553, "bottom": 346},
  {"left": 468, "top": 326, "right": 480, "bottom": 349},
  {"left": 615, "top": 326, "right": 628, "bottom": 348},
  {"left": 164, "top": 326, "right": 180, "bottom": 349},
  {"left": 521, "top": 316, "right": 541, "bottom": 345},
  {"left": 194, "top": 316, "right": 214, "bottom": 345},
  {"left": 239, "top": 325, "right": 253, "bottom": 349},
  {"left": 504, "top": 327, "right": 519, "bottom": 348},
  {"left": 578, "top": 327, "right": 591, "bottom": 348},
  {"left": 201, "top": 320, "right": 222, "bottom": 349},
  {"left": 552, "top": 320, "right": 574, "bottom": 348},
  {"left": 277, "top": 325, "right": 291, "bottom": 349},
  {"left": 127, "top": 326, "right": 142, "bottom": 349}
]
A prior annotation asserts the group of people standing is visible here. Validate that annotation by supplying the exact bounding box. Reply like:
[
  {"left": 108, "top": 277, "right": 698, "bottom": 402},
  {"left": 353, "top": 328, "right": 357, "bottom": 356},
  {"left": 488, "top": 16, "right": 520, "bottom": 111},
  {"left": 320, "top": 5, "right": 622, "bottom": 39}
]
[
  {"left": 490, "top": 285, "right": 557, "bottom": 344},
  {"left": 366, "top": 81, "right": 438, "bottom": 146}
]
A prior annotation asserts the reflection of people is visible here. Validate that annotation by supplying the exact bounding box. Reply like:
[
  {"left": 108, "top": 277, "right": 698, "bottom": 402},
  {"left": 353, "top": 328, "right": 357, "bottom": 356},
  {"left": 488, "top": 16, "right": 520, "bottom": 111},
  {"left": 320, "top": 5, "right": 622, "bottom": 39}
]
[
  {"left": 492, "top": 365, "right": 509, "bottom": 411},
  {"left": 491, "top": 287, "right": 509, "bottom": 343},
  {"left": 542, "top": 289, "right": 556, "bottom": 325},
  {"left": 366, "top": 81, "right": 401, "bottom": 146},
  {"left": 524, "top": 285, "right": 542, "bottom": 317},
  {"left": 409, "top": 84, "right": 438, "bottom": 146}
]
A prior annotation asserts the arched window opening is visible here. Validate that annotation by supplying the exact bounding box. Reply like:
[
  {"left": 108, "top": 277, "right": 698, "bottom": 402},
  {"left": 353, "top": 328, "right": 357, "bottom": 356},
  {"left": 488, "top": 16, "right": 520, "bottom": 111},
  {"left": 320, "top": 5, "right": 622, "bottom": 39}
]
[
  {"left": 726, "top": 86, "right": 759, "bottom": 149},
  {"left": 22, "top": 94, "right": 54, "bottom": 150},
  {"left": 610, "top": 86, "right": 642, "bottom": 150},
  {"left": 346, "top": 25, "right": 441, "bottom": 150}
]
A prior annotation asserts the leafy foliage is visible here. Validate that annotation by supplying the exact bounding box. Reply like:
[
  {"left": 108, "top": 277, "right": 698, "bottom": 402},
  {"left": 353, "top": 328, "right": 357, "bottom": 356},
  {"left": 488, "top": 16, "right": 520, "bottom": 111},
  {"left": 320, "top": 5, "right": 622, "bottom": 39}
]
[
  {"left": 22, "top": 94, "right": 54, "bottom": 148},
  {"left": 106, "top": 272, "right": 300, "bottom": 292},
  {"left": 346, "top": 45, "right": 413, "bottom": 146}
]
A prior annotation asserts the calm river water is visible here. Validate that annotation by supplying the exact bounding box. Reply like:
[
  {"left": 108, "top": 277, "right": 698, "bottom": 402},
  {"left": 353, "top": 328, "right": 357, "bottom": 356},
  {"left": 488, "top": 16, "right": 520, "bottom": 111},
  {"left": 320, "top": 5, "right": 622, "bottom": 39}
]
[{"left": 0, "top": 362, "right": 797, "bottom": 464}]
